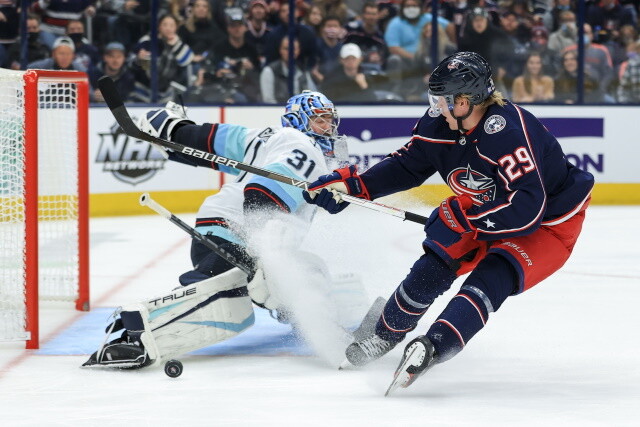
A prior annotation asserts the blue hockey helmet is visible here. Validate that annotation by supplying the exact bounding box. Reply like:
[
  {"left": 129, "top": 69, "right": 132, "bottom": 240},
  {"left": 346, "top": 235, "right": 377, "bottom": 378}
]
[{"left": 281, "top": 90, "right": 340, "bottom": 156}]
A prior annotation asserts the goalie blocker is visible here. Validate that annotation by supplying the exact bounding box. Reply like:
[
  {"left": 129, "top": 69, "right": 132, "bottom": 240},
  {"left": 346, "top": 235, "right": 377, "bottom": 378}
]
[{"left": 82, "top": 268, "right": 254, "bottom": 369}]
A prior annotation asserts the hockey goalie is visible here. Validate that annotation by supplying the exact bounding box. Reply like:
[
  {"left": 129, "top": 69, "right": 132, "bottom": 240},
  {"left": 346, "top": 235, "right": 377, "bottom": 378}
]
[{"left": 83, "top": 90, "right": 363, "bottom": 369}]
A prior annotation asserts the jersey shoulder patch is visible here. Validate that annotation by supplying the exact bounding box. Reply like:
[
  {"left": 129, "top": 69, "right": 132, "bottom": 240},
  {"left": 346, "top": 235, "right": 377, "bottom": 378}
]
[{"left": 484, "top": 115, "right": 507, "bottom": 134}]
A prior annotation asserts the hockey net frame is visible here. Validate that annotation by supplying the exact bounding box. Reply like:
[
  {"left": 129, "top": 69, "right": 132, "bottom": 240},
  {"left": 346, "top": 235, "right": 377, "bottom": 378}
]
[{"left": 0, "top": 69, "right": 90, "bottom": 349}]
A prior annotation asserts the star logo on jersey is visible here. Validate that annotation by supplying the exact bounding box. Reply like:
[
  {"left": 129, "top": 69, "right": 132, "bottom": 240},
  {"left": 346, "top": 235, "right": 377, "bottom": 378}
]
[
  {"left": 484, "top": 115, "right": 506, "bottom": 134},
  {"left": 483, "top": 218, "right": 496, "bottom": 228},
  {"left": 447, "top": 165, "right": 496, "bottom": 205}
]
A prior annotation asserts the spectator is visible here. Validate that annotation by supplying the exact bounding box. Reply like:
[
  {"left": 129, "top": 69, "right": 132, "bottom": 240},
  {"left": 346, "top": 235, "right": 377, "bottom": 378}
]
[
  {"left": 511, "top": 52, "right": 554, "bottom": 102},
  {"left": 0, "top": 0, "right": 19, "bottom": 48},
  {"left": 260, "top": 37, "right": 317, "bottom": 104},
  {"left": 196, "top": 12, "right": 261, "bottom": 104},
  {"left": 617, "top": 42, "right": 640, "bottom": 102},
  {"left": 3, "top": 14, "right": 50, "bottom": 70},
  {"left": 344, "top": 1, "right": 389, "bottom": 70},
  {"left": 415, "top": 21, "right": 456, "bottom": 77},
  {"left": 302, "top": 4, "right": 326, "bottom": 36},
  {"left": 178, "top": 0, "right": 225, "bottom": 65},
  {"left": 321, "top": 43, "right": 376, "bottom": 102},
  {"left": 312, "top": 15, "right": 346, "bottom": 83},
  {"left": 33, "top": 0, "right": 96, "bottom": 48},
  {"left": 130, "top": 14, "right": 194, "bottom": 103},
  {"left": 245, "top": 0, "right": 272, "bottom": 66},
  {"left": 89, "top": 42, "right": 135, "bottom": 102},
  {"left": 440, "top": 0, "right": 471, "bottom": 44},
  {"left": 65, "top": 19, "right": 100, "bottom": 70},
  {"left": 313, "top": 0, "right": 356, "bottom": 25},
  {"left": 458, "top": 7, "right": 512, "bottom": 81},
  {"left": 587, "top": 0, "right": 636, "bottom": 33},
  {"left": 543, "top": 0, "right": 575, "bottom": 33},
  {"left": 548, "top": 10, "right": 577, "bottom": 53},
  {"left": 28, "top": 35, "right": 86, "bottom": 71},
  {"left": 263, "top": 2, "right": 318, "bottom": 69},
  {"left": 554, "top": 49, "right": 602, "bottom": 103},
  {"left": 166, "top": 0, "right": 190, "bottom": 23},
  {"left": 498, "top": 10, "right": 532, "bottom": 85},
  {"left": 384, "top": 0, "right": 450, "bottom": 97},
  {"left": 508, "top": 0, "right": 537, "bottom": 30},
  {"left": 109, "top": 0, "right": 150, "bottom": 49},
  {"left": 561, "top": 23, "right": 615, "bottom": 101},
  {"left": 530, "top": 25, "right": 559, "bottom": 76}
]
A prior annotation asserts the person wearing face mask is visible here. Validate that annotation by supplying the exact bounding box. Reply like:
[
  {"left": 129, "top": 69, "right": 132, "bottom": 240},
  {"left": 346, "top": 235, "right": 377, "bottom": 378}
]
[
  {"left": 548, "top": 10, "right": 578, "bottom": 54},
  {"left": 65, "top": 19, "right": 100, "bottom": 70},
  {"left": 384, "top": 0, "right": 451, "bottom": 98},
  {"left": 542, "top": 0, "right": 575, "bottom": 32},
  {"left": 312, "top": 15, "right": 348, "bottom": 83},
  {"left": 3, "top": 14, "right": 50, "bottom": 69}
]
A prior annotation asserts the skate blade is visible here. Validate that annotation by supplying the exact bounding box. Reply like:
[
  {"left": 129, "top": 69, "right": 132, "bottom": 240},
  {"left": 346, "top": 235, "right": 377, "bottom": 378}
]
[
  {"left": 385, "top": 371, "right": 412, "bottom": 396},
  {"left": 338, "top": 358, "right": 353, "bottom": 370},
  {"left": 384, "top": 346, "right": 420, "bottom": 397}
]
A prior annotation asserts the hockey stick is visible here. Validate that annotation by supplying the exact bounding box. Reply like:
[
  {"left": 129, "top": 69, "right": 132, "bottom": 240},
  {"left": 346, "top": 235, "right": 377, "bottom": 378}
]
[
  {"left": 97, "top": 76, "right": 428, "bottom": 225},
  {"left": 139, "top": 193, "right": 252, "bottom": 275}
]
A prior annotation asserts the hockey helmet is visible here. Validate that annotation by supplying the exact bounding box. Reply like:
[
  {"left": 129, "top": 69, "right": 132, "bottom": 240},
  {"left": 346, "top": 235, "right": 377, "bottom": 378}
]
[
  {"left": 282, "top": 90, "right": 339, "bottom": 156},
  {"left": 427, "top": 51, "right": 495, "bottom": 116}
]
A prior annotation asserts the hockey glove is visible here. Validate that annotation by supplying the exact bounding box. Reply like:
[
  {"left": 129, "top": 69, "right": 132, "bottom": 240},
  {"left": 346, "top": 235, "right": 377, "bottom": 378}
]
[
  {"left": 423, "top": 195, "right": 480, "bottom": 271},
  {"left": 302, "top": 165, "right": 370, "bottom": 214},
  {"left": 137, "top": 102, "right": 194, "bottom": 156}
]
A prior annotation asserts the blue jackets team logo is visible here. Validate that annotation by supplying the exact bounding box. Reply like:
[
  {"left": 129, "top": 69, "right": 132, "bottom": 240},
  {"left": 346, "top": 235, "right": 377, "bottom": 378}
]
[
  {"left": 447, "top": 165, "right": 496, "bottom": 204},
  {"left": 484, "top": 115, "right": 506, "bottom": 134}
]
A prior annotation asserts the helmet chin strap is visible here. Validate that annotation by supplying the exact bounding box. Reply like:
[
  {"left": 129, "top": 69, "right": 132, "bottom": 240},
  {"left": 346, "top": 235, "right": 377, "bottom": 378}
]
[{"left": 452, "top": 104, "right": 474, "bottom": 144}]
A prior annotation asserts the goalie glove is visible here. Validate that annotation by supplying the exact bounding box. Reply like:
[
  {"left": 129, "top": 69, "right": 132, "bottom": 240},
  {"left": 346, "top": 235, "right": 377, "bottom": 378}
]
[
  {"left": 302, "top": 165, "right": 370, "bottom": 214},
  {"left": 137, "top": 101, "right": 195, "bottom": 158}
]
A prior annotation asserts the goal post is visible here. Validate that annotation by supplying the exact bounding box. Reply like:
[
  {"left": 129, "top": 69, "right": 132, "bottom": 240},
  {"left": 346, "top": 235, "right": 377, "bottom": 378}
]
[{"left": 0, "top": 69, "right": 90, "bottom": 349}]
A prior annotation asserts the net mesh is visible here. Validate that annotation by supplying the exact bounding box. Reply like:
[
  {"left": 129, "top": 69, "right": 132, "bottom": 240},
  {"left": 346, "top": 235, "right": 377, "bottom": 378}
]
[{"left": 0, "top": 70, "right": 81, "bottom": 342}]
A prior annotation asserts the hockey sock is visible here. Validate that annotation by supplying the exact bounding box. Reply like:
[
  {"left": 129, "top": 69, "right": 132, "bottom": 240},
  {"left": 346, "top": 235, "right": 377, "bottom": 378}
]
[
  {"left": 426, "top": 254, "right": 517, "bottom": 362},
  {"left": 376, "top": 253, "right": 456, "bottom": 342}
]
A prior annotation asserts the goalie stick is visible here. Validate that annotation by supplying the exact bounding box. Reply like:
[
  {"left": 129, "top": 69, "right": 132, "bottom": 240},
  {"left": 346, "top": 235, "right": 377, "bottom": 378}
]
[
  {"left": 139, "top": 193, "right": 252, "bottom": 275},
  {"left": 97, "top": 76, "right": 428, "bottom": 225}
]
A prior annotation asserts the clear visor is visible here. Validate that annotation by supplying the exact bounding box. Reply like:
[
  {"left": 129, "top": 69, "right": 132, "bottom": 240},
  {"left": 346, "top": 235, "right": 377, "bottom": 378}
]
[{"left": 427, "top": 91, "right": 455, "bottom": 117}]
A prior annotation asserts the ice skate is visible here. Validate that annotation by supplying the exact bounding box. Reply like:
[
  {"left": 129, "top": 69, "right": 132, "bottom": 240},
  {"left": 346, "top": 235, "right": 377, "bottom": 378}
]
[
  {"left": 385, "top": 336, "right": 437, "bottom": 396},
  {"left": 82, "top": 332, "right": 152, "bottom": 369},
  {"left": 342, "top": 334, "right": 397, "bottom": 367}
]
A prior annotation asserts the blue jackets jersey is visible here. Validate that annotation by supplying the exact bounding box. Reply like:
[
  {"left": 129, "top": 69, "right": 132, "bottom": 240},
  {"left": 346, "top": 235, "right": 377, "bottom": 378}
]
[{"left": 361, "top": 101, "right": 595, "bottom": 241}]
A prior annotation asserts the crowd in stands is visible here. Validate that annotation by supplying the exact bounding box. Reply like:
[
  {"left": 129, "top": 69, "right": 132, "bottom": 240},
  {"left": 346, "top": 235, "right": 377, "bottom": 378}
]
[{"left": 2, "top": 0, "right": 640, "bottom": 104}]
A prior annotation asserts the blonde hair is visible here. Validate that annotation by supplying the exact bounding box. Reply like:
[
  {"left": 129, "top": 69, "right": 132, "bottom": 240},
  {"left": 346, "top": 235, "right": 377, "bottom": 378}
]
[{"left": 457, "top": 90, "right": 506, "bottom": 108}]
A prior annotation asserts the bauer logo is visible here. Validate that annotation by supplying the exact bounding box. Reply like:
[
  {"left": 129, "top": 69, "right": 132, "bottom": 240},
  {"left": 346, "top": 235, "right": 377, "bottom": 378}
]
[{"left": 96, "top": 121, "right": 167, "bottom": 185}]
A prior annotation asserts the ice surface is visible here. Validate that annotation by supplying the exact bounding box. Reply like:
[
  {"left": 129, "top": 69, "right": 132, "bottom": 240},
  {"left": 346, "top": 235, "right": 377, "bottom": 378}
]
[{"left": 1, "top": 205, "right": 639, "bottom": 426}]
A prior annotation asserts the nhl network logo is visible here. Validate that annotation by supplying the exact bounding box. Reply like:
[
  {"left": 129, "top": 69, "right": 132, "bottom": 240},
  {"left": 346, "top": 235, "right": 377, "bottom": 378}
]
[{"left": 96, "top": 121, "right": 167, "bottom": 185}]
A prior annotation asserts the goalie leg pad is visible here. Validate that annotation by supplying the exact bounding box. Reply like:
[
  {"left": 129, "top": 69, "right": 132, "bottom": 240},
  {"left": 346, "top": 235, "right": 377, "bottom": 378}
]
[
  {"left": 143, "top": 267, "right": 254, "bottom": 362},
  {"left": 85, "top": 268, "right": 254, "bottom": 368}
]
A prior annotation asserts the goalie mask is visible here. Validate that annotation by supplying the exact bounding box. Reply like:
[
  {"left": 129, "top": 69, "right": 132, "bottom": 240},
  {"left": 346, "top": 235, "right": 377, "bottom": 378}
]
[
  {"left": 427, "top": 51, "right": 495, "bottom": 119},
  {"left": 282, "top": 90, "right": 340, "bottom": 157}
]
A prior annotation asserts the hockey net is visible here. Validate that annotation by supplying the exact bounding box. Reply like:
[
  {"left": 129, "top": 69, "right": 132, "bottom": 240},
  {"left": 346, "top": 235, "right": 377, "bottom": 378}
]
[{"left": 0, "top": 69, "right": 89, "bottom": 349}]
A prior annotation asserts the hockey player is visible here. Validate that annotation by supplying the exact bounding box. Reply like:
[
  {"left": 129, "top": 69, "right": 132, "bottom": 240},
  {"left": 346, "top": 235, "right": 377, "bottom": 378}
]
[
  {"left": 303, "top": 52, "right": 594, "bottom": 394},
  {"left": 84, "top": 90, "right": 345, "bottom": 369}
]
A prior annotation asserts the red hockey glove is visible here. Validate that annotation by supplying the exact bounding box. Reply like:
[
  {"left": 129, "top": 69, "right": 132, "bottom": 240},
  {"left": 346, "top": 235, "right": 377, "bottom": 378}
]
[
  {"left": 302, "top": 165, "right": 370, "bottom": 214},
  {"left": 423, "top": 195, "right": 479, "bottom": 272}
]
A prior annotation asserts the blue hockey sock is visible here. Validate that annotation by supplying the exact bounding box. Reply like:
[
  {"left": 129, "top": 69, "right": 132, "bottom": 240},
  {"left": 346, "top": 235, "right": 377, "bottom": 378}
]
[
  {"left": 426, "top": 254, "right": 517, "bottom": 361},
  {"left": 376, "top": 253, "right": 456, "bottom": 342}
]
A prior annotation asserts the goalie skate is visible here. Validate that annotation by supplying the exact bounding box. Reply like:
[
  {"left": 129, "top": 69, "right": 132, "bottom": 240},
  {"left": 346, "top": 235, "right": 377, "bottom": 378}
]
[{"left": 385, "top": 336, "right": 437, "bottom": 396}]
